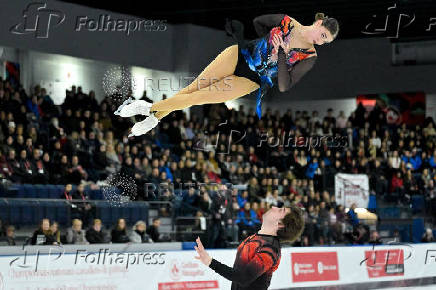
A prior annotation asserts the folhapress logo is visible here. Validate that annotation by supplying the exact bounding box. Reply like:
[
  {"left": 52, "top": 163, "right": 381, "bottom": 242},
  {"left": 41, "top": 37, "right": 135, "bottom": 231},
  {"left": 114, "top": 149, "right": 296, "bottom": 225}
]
[
  {"left": 10, "top": 2, "right": 65, "bottom": 38},
  {"left": 425, "top": 249, "right": 436, "bottom": 264}
]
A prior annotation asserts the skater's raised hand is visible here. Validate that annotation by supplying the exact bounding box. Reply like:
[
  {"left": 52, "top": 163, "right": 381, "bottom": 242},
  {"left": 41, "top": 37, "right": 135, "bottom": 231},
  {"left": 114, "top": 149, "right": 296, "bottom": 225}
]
[
  {"left": 271, "top": 33, "right": 281, "bottom": 55},
  {"left": 194, "top": 237, "right": 212, "bottom": 266}
]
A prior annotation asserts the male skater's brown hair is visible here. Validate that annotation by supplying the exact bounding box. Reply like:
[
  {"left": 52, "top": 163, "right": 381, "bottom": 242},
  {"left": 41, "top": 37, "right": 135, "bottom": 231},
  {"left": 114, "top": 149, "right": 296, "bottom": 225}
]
[{"left": 277, "top": 204, "right": 305, "bottom": 242}]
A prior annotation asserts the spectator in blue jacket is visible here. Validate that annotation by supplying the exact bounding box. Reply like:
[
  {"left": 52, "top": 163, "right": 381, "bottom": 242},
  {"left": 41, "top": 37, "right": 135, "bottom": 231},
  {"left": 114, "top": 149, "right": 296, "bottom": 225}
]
[
  {"left": 237, "top": 191, "right": 249, "bottom": 208},
  {"left": 235, "top": 202, "right": 261, "bottom": 239},
  {"left": 401, "top": 151, "right": 410, "bottom": 165},
  {"left": 323, "top": 150, "right": 333, "bottom": 167},
  {"left": 305, "top": 158, "right": 319, "bottom": 179},
  {"left": 401, "top": 149, "right": 422, "bottom": 171},
  {"left": 411, "top": 148, "right": 422, "bottom": 170},
  {"left": 26, "top": 95, "right": 40, "bottom": 119},
  {"left": 159, "top": 159, "right": 173, "bottom": 182},
  {"left": 182, "top": 187, "right": 199, "bottom": 215},
  {"left": 429, "top": 151, "right": 436, "bottom": 169}
]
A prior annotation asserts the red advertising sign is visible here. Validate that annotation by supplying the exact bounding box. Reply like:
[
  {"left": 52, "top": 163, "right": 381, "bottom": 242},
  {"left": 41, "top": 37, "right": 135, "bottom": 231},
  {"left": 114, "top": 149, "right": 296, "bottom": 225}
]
[
  {"left": 291, "top": 252, "right": 339, "bottom": 282},
  {"left": 364, "top": 249, "right": 404, "bottom": 278}
]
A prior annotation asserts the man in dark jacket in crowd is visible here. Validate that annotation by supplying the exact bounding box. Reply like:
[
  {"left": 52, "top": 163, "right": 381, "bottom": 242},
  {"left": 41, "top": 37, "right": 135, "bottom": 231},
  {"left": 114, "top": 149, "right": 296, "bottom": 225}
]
[
  {"left": 86, "top": 219, "right": 106, "bottom": 244},
  {"left": 146, "top": 218, "right": 161, "bottom": 242},
  {"left": 206, "top": 185, "right": 229, "bottom": 248}
]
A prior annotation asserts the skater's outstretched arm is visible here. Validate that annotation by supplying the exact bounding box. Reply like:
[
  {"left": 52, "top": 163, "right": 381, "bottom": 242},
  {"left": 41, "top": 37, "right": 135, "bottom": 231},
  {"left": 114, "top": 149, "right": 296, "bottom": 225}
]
[
  {"left": 208, "top": 252, "right": 275, "bottom": 287},
  {"left": 194, "top": 237, "right": 276, "bottom": 287}
]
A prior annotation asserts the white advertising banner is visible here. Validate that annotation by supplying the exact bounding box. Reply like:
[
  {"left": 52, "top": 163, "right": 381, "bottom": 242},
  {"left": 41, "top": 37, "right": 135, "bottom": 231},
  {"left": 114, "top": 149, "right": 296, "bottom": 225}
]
[
  {"left": 335, "top": 173, "right": 370, "bottom": 208},
  {"left": 0, "top": 243, "right": 436, "bottom": 289}
]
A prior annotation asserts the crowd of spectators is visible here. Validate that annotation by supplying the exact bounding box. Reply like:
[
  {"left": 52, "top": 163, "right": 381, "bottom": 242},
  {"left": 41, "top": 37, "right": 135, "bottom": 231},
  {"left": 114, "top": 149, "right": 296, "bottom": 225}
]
[
  {"left": 1, "top": 76, "right": 436, "bottom": 247},
  {"left": 0, "top": 217, "right": 162, "bottom": 246}
]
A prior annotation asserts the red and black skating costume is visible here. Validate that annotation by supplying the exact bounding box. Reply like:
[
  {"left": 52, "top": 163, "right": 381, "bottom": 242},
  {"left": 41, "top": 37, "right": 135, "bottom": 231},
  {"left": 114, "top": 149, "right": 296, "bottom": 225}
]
[{"left": 209, "top": 233, "right": 281, "bottom": 290}]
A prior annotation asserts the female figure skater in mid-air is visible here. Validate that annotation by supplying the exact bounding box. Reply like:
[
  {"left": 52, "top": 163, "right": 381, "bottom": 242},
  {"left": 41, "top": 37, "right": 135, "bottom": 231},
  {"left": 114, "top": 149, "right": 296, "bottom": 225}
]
[
  {"left": 194, "top": 205, "right": 305, "bottom": 290},
  {"left": 115, "top": 13, "right": 339, "bottom": 136}
]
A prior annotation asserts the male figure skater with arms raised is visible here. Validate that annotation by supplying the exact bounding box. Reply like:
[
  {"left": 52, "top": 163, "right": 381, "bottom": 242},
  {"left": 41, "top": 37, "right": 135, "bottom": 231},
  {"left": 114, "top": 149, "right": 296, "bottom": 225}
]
[{"left": 194, "top": 205, "right": 305, "bottom": 290}]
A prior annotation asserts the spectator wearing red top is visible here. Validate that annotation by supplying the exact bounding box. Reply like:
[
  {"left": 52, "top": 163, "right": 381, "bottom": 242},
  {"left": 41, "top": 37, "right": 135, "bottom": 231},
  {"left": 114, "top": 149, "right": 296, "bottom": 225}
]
[
  {"left": 390, "top": 171, "right": 405, "bottom": 204},
  {"left": 289, "top": 179, "right": 298, "bottom": 195},
  {"left": 207, "top": 163, "right": 221, "bottom": 183},
  {"left": 248, "top": 146, "right": 258, "bottom": 164},
  {"left": 256, "top": 201, "right": 267, "bottom": 222}
]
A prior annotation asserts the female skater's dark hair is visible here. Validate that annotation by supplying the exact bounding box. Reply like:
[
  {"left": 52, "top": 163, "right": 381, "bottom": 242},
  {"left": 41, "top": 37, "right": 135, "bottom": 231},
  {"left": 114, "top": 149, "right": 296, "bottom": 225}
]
[
  {"left": 314, "top": 12, "right": 339, "bottom": 40},
  {"left": 277, "top": 204, "right": 305, "bottom": 243}
]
